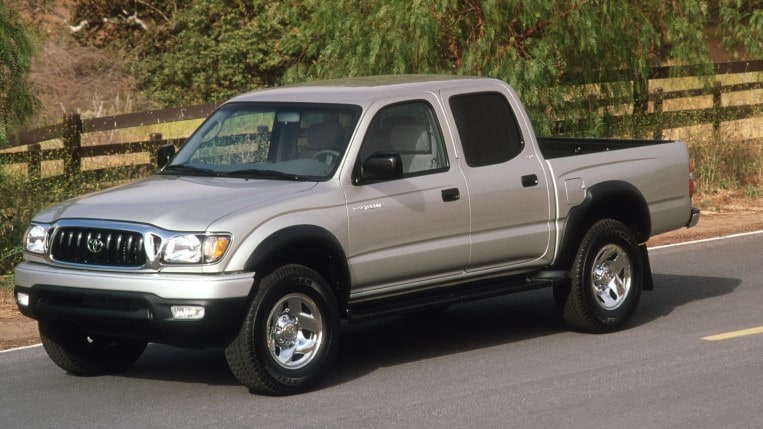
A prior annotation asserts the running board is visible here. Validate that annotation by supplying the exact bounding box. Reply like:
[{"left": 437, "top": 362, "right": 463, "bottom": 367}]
[{"left": 345, "top": 270, "right": 569, "bottom": 321}]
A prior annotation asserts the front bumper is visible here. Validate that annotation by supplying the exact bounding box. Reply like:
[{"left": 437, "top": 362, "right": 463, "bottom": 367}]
[
  {"left": 14, "top": 262, "right": 255, "bottom": 300},
  {"left": 14, "top": 262, "right": 255, "bottom": 347}
]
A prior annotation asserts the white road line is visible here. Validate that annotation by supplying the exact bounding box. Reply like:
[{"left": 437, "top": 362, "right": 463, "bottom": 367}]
[
  {"left": 0, "top": 343, "right": 42, "bottom": 354},
  {"left": 650, "top": 229, "right": 763, "bottom": 250}
]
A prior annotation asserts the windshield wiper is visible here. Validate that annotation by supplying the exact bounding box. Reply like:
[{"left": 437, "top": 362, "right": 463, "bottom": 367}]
[
  {"left": 226, "top": 168, "right": 304, "bottom": 181},
  {"left": 161, "top": 164, "right": 221, "bottom": 176}
]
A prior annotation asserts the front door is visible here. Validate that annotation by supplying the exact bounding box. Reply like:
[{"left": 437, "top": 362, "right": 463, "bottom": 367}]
[{"left": 343, "top": 98, "right": 469, "bottom": 299}]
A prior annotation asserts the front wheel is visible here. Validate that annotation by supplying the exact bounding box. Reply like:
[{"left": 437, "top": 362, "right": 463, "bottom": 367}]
[
  {"left": 224, "top": 264, "right": 340, "bottom": 395},
  {"left": 555, "top": 219, "right": 643, "bottom": 333},
  {"left": 39, "top": 321, "right": 147, "bottom": 376}
]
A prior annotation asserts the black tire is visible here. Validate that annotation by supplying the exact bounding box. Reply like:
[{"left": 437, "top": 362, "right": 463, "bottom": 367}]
[
  {"left": 224, "top": 264, "right": 340, "bottom": 395},
  {"left": 39, "top": 320, "right": 147, "bottom": 376},
  {"left": 555, "top": 218, "right": 643, "bottom": 333}
]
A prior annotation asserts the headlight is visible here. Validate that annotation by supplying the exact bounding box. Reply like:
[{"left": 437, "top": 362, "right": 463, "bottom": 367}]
[
  {"left": 163, "top": 234, "right": 231, "bottom": 264},
  {"left": 24, "top": 224, "right": 49, "bottom": 254}
]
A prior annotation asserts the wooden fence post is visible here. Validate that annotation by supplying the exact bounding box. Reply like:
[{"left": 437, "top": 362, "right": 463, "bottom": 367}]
[
  {"left": 652, "top": 87, "right": 664, "bottom": 140},
  {"left": 63, "top": 112, "right": 82, "bottom": 178},
  {"left": 632, "top": 72, "right": 650, "bottom": 138},
  {"left": 712, "top": 81, "right": 722, "bottom": 146},
  {"left": 149, "top": 133, "right": 163, "bottom": 166},
  {"left": 27, "top": 143, "right": 41, "bottom": 180}
]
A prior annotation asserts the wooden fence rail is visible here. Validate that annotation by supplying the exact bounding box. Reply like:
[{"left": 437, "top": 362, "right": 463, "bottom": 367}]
[
  {"left": 1, "top": 60, "right": 761, "bottom": 182},
  {"left": 1, "top": 103, "right": 218, "bottom": 181}
]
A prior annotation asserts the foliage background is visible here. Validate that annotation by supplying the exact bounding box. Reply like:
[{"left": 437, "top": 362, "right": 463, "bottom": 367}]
[
  {"left": 0, "top": 0, "right": 761, "bottom": 277},
  {"left": 71, "top": 0, "right": 723, "bottom": 136},
  {"left": 0, "top": 0, "right": 38, "bottom": 143}
]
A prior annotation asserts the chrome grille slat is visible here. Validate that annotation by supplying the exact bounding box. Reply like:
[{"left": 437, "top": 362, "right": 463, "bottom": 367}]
[{"left": 50, "top": 227, "right": 147, "bottom": 267}]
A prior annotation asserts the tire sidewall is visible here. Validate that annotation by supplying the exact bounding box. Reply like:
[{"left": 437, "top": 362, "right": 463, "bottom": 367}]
[
  {"left": 250, "top": 266, "right": 339, "bottom": 390},
  {"left": 573, "top": 220, "right": 643, "bottom": 330}
]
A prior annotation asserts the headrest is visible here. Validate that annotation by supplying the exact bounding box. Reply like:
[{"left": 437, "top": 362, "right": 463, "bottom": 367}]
[{"left": 390, "top": 124, "right": 430, "bottom": 153}]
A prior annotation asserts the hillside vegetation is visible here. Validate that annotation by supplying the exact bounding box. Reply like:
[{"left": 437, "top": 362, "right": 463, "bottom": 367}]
[
  {"left": 8, "top": 1, "right": 760, "bottom": 132},
  {"left": 0, "top": 0, "right": 761, "bottom": 277}
]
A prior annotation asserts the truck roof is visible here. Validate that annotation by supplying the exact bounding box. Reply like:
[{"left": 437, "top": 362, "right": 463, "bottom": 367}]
[{"left": 226, "top": 75, "right": 499, "bottom": 107}]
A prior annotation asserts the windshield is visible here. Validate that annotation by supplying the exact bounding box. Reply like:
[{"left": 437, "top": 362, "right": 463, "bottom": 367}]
[{"left": 163, "top": 102, "right": 361, "bottom": 180}]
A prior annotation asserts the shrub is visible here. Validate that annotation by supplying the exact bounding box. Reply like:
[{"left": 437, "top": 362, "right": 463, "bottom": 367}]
[{"left": 0, "top": 167, "right": 146, "bottom": 275}]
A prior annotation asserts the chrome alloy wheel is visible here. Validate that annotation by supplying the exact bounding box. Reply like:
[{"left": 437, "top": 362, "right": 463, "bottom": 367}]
[
  {"left": 590, "top": 243, "right": 632, "bottom": 310},
  {"left": 265, "top": 293, "right": 324, "bottom": 370}
]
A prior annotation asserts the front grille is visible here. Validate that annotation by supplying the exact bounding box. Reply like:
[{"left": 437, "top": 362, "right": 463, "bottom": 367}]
[{"left": 50, "top": 227, "right": 147, "bottom": 267}]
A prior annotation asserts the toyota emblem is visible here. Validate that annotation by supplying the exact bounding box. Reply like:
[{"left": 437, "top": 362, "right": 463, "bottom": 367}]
[{"left": 87, "top": 238, "right": 105, "bottom": 254}]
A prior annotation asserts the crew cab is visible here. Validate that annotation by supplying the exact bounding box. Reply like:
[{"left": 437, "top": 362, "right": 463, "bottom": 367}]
[{"left": 14, "top": 75, "right": 699, "bottom": 395}]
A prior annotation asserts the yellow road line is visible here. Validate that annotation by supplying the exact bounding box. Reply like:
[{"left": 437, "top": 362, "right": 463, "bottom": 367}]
[{"left": 702, "top": 326, "right": 763, "bottom": 341}]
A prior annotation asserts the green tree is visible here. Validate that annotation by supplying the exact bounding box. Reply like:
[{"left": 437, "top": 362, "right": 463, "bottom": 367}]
[
  {"left": 73, "top": 0, "right": 714, "bottom": 136},
  {"left": 0, "top": 1, "right": 38, "bottom": 145},
  {"left": 129, "top": 0, "right": 307, "bottom": 106},
  {"left": 715, "top": 0, "right": 763, "bottom": 58},
  {"left": 72, "top": 0, "right": 306, "bottom": 106},
  {"left": 287, "top": 0, "right": 713, "bottom": 136}
]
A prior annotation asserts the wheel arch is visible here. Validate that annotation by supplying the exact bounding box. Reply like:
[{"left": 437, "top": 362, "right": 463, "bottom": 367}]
[
  {"left": 245, "top": 225, "right": 351, "bottom": 309},
  {"left": 554, "top": 180, "right": 651, "bottom": 271}
]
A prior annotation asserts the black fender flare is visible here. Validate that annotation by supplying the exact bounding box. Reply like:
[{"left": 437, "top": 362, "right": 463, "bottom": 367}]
[
  {"left": 245, "top": 225, "right": 351, "bottom": 307},
  {"left": 554, "top": 180, "right": 652, "bottom": 282}
]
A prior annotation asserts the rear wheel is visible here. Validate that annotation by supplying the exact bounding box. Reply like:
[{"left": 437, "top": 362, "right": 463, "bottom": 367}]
[
  {"left": 224, "top": 264, "right": 340, "bottom": 395},
  {"left": 39, "top": 321, "right": 147, "bottom": 376},
  {"left": 555, "top": 219, "right": 643, "bottom": 332}
]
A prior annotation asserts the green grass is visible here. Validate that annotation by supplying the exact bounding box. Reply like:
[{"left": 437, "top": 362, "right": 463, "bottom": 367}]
[
  {"left": 744, "top": 185, "right": 763, "bottom": 199},
  {"left": 1, "top": 275, "right": 11, "bottom": 290}
]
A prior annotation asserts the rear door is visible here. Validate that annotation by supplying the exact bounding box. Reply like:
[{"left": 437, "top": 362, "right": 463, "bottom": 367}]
[
  {"left": 440, "top": 86, "right": 554, "bottom": 271},
  {"left": 342, "top": 95, "right": 470, "bottom": 298}
]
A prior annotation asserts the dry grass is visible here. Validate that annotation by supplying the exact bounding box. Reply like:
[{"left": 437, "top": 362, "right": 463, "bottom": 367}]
[{"left": 648, "top": 70, "right": 763, "bottom": 193}]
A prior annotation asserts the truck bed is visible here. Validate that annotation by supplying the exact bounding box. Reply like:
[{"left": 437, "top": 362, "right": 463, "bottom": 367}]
[{"left": 537, "top": 136, "right": 674, "bottom": 159}]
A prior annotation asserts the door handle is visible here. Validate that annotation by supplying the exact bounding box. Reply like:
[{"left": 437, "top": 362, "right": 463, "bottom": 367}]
[
  {"left": 522, "top": 174, "right": 539, "bottom": 187},
  {"left": 441, "top": 188, "right": 460, "bottom": 202}
]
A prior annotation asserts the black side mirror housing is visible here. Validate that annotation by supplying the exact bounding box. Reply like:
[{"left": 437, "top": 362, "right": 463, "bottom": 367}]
[
  {"left": 157, "top": 144, "right": 176, "bottom": 169},
  {"left": 356, "top": 152, "right": 403, "bottom": 184}
]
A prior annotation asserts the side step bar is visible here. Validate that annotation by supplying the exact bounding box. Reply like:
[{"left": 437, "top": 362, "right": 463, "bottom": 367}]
[{"left": 346, "top": 270, "right": 569, "bottom": 322}]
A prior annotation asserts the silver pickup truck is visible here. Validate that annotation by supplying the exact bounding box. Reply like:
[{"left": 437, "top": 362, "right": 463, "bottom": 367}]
[{"left": 14, "top": 75, "right": 699, "bottom": 395}]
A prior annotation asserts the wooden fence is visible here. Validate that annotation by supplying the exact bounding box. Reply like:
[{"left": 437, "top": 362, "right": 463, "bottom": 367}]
[
  {"left": 553, "top": 59, "right": 763, "bottom": 139},
  {"left": 1, "top": 103, "right": 218, "bottom": 181},
  {"left": 1, "top": 59, "right": 762, "bottom": 182}
]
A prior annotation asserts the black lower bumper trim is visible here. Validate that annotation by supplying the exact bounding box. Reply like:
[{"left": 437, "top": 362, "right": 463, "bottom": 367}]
[{"left": 15, "top": 285, "right": 249, "bottom": 348}]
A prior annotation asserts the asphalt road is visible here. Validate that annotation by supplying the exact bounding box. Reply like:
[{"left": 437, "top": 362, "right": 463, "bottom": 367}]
[{"left": 2, "top": 232, "right": 762, "bottom": 428}]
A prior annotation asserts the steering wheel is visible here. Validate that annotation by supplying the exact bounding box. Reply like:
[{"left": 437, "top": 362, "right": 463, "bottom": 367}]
[{"left": 312, "top": 149, "right": 341, "bottom": 165}]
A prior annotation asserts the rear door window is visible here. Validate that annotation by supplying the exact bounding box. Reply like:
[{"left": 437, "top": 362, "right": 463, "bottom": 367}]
[{"left": 449, "top": 92, "right": 524, "bottom": 167}]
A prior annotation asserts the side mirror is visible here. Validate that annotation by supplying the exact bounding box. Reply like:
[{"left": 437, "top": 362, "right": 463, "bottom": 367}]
[
  {"left": 356, "top": 152, "right": 403, "bottom": 184},
  {"left": 157, "top": 144, "right": 176, "bottom": 169}
]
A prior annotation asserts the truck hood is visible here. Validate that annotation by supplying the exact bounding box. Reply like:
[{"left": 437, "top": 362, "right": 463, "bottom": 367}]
[{"left": 34, "top": 175, "right": 319, "bottom": 231}]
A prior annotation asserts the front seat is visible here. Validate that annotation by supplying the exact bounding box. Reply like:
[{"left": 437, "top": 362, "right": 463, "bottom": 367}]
[{"left": 389, "top": 124, "right": 435, "bottom": 173}]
